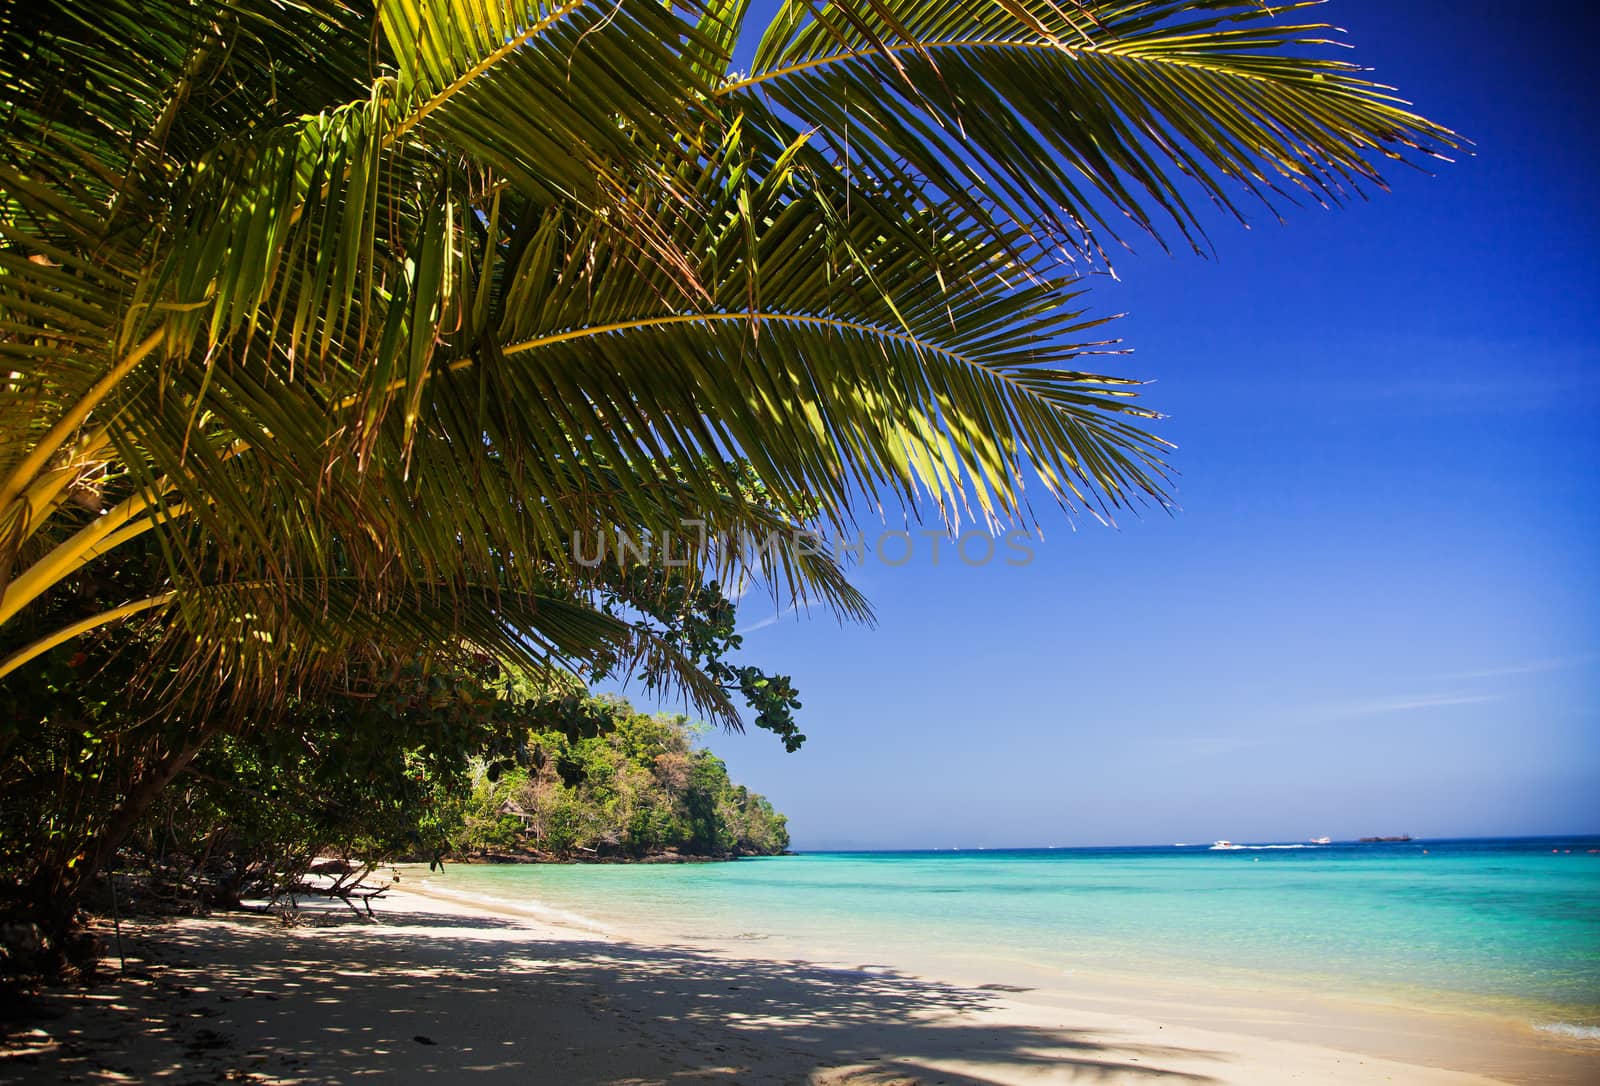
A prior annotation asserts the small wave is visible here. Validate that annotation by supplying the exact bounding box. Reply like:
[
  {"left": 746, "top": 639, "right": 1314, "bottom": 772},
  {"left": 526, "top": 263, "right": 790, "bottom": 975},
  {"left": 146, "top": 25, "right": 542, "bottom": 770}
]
[
  {"left": 1210, "top": 843, "right": 1316, "bottom": 851},
  {"left": 1535, "top": 1022, "right": 1600, "bottom": 1042}
]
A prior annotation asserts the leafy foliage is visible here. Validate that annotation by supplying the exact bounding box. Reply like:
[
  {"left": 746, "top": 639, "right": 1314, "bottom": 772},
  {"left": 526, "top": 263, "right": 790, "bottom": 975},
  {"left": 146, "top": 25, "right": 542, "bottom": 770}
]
[
  {"left": 129, "top": 690, "right": 787, "bottom": 915},
  {"left": 443, "top": 694, "right": 790, "bottom": 858},
  {"left": 0, "top": 0, "right": 1455, "bottom": 711},
  {"left": 0, "top": 543, "right": 793, "bottom": 973}
]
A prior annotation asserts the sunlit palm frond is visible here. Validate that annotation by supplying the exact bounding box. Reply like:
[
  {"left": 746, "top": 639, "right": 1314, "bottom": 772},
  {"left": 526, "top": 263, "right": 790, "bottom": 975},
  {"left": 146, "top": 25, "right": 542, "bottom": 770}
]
[
  {"left": 734, "top": 0, "right": 1460, "bottom": 259},
  {"left": 0, "top": 0, "right": 1455, "bottom": 729},
  {"left": 469, "top": 129, "right": 1169, "bottom": 529}
]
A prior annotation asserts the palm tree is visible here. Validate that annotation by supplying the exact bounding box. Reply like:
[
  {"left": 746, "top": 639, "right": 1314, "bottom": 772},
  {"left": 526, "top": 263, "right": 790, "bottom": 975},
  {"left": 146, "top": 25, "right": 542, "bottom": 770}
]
[{"left": 0, "top": 0, "right": 1454, "bottom": 901}]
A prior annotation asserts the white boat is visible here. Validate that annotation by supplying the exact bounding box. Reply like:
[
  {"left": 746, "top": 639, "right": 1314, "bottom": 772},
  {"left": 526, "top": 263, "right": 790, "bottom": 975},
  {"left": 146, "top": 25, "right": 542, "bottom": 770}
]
[
  {"left": 1310, "top": 836, "right": 1332, "bottom": 845},
  {"left": 1209, "top": 840, "right": 1240, "bottom": 850}
]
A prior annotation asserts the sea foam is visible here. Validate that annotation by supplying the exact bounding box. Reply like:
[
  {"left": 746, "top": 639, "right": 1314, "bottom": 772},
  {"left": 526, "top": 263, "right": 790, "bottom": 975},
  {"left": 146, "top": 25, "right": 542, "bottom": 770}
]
[{"left": 1535, "top": 1021, "right": 1600, "bottom": 1041}]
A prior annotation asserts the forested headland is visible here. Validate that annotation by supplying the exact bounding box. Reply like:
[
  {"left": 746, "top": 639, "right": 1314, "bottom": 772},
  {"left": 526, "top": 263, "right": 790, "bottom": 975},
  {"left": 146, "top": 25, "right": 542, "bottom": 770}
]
[
  {"left": 439, "top": 696, "right": 789, "bottom": 863},
  {"left": 186, "top": 689, "right": 790, "bottom": 872}
]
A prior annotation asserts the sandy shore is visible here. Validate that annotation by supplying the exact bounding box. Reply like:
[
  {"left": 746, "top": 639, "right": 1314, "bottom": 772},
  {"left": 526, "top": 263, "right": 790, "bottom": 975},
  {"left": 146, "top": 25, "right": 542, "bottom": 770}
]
[{"left": 2, "top": 883, "right": 1595, "bottom": 1085}]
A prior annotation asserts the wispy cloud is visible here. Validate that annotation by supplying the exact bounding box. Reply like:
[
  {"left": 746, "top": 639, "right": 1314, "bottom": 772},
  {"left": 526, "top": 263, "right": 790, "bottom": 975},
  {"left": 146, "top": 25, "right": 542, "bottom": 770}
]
[
  {"left": 1318, "top": 692, "right": 1501, "bottom": 720},
  {"left": 736, "top": 601, "right": 799, "bottom": 635},
  {"left": 1283, "top": 654, "right": 1591, "bottom": 725},
  {"left": 1429, "top": 654, "right": 1592, "bottom": 683},
  {"left": 1163, "top": 732, "right": 1269, "bottom": 758}
]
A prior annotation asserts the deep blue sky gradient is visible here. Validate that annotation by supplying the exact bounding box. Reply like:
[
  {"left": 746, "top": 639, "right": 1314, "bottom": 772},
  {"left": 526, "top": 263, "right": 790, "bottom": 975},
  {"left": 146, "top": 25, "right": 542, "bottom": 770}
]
[{"left": 610, "top": 1, "right": 1599, "bottom": 848}]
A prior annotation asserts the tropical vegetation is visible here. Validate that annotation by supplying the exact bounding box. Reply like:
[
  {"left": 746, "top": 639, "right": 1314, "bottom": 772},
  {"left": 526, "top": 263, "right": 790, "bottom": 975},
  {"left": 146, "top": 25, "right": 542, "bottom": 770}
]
[
  {"left": 0, "top": 0, "right": 1453, "bottom": 974},
  {"left": 441, "top": 694, "right": 789, "bottom": 860},
  {"left": 164, "top": 691, "right": 786, "bottom": 901}
]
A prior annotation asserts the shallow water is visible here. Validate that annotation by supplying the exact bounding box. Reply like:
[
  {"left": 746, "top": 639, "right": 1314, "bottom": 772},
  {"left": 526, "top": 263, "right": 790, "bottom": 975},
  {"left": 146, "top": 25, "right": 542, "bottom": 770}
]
[{"left": 419, "top": 836, "right": 1600, "bottom": 1034}]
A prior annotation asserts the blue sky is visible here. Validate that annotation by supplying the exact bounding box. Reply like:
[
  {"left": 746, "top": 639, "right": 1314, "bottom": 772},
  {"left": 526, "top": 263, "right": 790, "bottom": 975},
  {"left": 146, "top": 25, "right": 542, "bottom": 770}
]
[{"left": 613, "top": 0, "right": 1599, "bottom": 848}]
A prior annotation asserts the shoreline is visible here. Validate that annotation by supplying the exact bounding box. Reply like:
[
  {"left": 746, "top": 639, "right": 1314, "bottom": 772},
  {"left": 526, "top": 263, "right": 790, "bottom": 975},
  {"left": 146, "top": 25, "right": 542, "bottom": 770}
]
[
  {"left": 404, "top": 863, "right": 1586, "bottom": 1025},
  {"left": 3, "top": 883, "right": 1595, "bottom": 1085},
  {"left": 398, "top": 875, "right": 1598, "bottom": 1084}
]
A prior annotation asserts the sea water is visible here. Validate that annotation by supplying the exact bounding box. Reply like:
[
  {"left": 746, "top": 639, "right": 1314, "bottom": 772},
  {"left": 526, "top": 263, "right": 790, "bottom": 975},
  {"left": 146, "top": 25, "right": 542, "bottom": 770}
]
[{"left": 418, "top": 836, "right": 1600, "bottom": 1036}]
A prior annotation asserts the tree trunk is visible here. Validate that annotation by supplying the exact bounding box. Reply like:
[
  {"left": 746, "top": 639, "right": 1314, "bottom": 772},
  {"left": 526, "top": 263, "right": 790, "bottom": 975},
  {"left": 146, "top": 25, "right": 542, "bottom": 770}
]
[{"left": 43, "top": 718, "right": 228, "bottom": 934}]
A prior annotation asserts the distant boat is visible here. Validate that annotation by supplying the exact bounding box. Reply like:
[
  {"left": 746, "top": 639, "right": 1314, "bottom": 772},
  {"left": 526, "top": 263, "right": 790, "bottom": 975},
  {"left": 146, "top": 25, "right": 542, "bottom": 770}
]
[
  {"left": 1310, "top": 836, "right": 1332, "bottom": 845},
  {"left": 1357, "top": 834, "right": 1413, "bottom": 843},
  {"left": 1210, "top": 840, "right": 1240, "bottom": 850}
]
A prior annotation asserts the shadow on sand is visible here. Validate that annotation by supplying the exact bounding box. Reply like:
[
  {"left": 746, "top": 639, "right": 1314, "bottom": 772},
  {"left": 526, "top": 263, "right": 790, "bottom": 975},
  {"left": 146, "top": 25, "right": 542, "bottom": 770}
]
[{"left": 1, "top": 908, "right": 1229, "bottom": 1084}]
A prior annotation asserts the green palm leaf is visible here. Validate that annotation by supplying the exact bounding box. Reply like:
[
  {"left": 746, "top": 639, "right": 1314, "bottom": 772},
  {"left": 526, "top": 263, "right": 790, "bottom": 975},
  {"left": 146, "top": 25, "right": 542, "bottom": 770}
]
[
  {"left": 734, "top": 0, "right": 1459, "bottom": 257},
  {"left": 0, "top": 0, "right": 1454, "bottom": 728}
]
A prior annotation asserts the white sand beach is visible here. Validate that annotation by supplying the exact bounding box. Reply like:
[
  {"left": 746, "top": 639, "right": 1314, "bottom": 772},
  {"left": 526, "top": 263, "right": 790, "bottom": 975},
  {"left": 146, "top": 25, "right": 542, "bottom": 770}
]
[{"left": 3, "top": 882, "right": 1595, "bottom": 1085}]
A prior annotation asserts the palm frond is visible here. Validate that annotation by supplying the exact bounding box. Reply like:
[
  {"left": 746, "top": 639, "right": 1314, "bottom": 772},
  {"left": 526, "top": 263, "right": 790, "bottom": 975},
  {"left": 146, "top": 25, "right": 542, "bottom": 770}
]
[
  {"left": 0, "top": 0, "right": 1455, "bottom": 728},
  {"left": 733, "top": 0, "right": 1460, "bottom": 258},
  {"left": 474, "top": 131, "right": 1170, "bottom": 527}
]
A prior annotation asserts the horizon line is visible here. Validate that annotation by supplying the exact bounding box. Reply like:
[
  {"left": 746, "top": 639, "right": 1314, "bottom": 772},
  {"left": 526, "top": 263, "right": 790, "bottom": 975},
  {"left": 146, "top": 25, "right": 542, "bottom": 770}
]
[{"left": 787, "top": 832, "right": 1600, "bottom": 853}]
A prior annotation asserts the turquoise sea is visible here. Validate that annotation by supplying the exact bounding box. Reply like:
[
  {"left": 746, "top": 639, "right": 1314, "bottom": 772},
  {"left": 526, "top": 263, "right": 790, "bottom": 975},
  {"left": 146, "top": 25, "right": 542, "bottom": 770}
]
[{"left": 419, "top": 836, "right": 1600, "bottom": 1037}]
